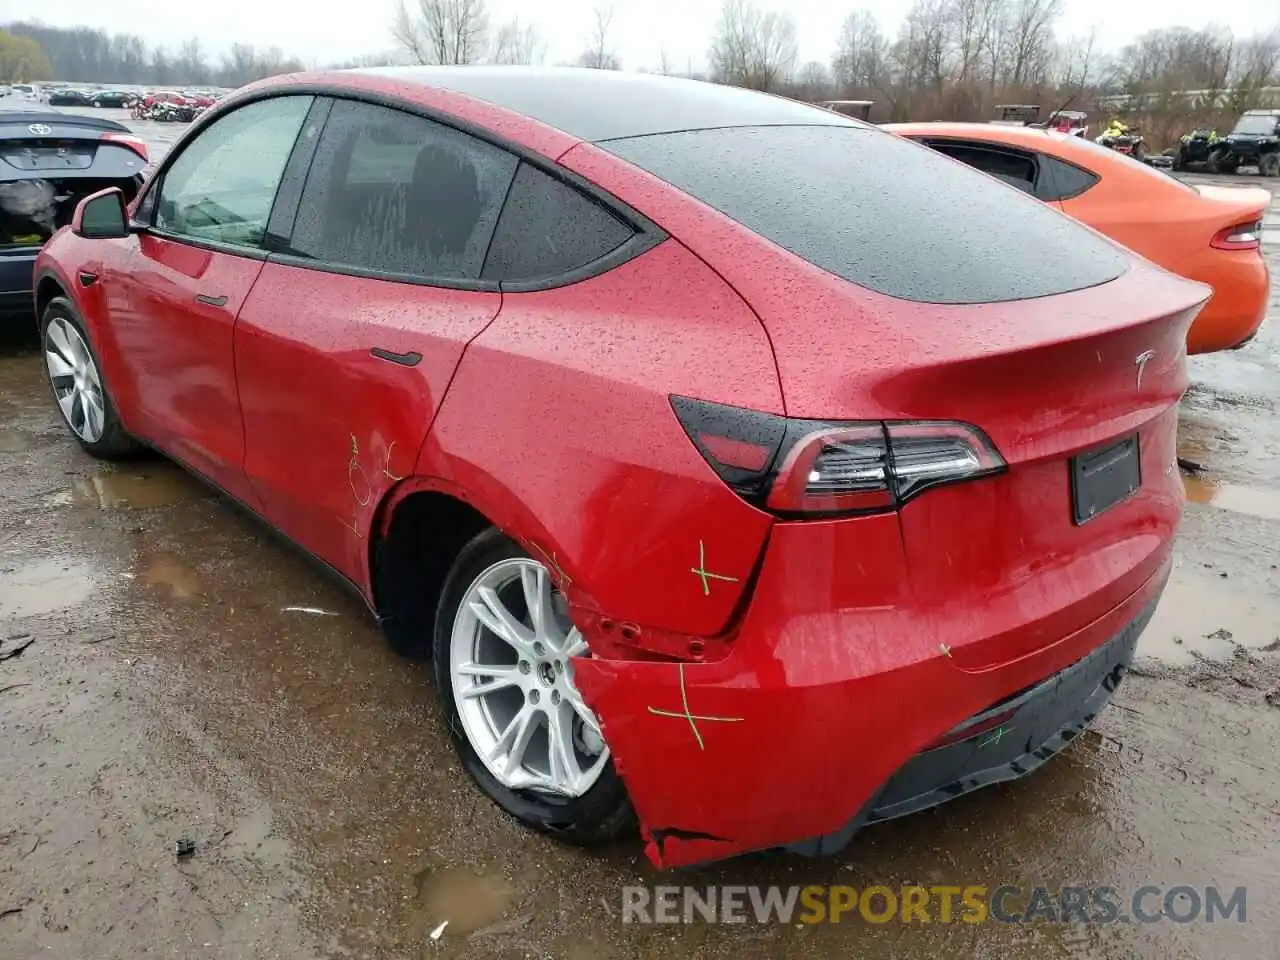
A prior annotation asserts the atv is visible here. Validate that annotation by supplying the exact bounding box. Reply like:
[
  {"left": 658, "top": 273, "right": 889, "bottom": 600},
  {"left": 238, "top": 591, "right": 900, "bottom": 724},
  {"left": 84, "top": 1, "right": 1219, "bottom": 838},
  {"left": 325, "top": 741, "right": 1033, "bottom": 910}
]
[{"left": 1172, "top": 128, "right": 1231, "bottom": 171}]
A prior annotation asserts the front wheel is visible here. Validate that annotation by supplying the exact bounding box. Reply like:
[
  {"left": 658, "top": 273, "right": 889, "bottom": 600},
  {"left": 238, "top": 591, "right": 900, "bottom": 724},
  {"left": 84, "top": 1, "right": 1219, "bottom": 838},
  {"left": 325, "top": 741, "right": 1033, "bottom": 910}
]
[
  {"left": 433, "top": 528, "right": 635, "bottom": 845},
  {"left": 41, "top": 298, "right": 141, "bottom": 460},
  {"left": 1260, "top": 152, "right": 1280, "bottom": 178}
]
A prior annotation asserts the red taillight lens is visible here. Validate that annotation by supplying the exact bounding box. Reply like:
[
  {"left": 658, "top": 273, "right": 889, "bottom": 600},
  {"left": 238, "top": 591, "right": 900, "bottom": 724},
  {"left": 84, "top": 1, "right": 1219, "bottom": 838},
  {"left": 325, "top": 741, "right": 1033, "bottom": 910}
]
[
  {"left": 1210, "top": 219, "right": 1262, "bottom": 251},
  {"left": 671, "top": 397, "right": 1006, "bottom": 518},
  {"left": 100, "top": 132, "right": 149, "bottom": 163}
]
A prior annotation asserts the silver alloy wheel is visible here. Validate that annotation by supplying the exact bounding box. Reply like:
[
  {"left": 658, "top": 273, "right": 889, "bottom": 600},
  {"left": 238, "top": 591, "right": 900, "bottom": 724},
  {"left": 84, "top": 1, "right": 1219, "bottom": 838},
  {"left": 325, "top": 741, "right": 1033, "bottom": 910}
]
[
  {"left": 45, "top": 316, "right": 107, "bottom": 444},
  {"left": 450, "top": 557, "right": 608, "bottom": 798}
]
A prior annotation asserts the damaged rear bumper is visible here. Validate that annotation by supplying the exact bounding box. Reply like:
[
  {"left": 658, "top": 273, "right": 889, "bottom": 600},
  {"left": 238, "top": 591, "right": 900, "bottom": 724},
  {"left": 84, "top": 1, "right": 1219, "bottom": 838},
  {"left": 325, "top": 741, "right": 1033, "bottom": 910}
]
[
  {"left": 572, "top": 522, "right": 1170, "bottom": 869},
  {"left": 783, "top": 598, "right": 1151, "bottom": 857}
]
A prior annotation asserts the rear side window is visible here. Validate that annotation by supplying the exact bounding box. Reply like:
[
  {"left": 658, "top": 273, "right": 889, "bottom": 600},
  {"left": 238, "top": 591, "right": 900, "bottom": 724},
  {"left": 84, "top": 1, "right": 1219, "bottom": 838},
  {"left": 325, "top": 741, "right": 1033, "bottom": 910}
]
[
  {"left": 605, "top": 126, "right": 1128, "bottom": 304},
  {"left": 482, "top": 162, "right": 634, "bottom": 283},
  {"left": 926, "top": 141, "right": 1037, "bottom": 194},
  {"left": 1041, "top": 155, "right": 1099, "bottom": 201},
  {"left": 288, "top": 99, "right": 518, "bottom": 281}
]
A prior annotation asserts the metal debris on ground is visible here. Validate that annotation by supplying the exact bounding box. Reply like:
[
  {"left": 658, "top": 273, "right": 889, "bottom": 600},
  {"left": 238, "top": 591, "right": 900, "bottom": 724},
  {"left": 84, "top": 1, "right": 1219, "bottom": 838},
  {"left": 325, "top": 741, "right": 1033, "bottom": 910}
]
[
  {"left": 175, "top": 837, "right": 196, "bottom": 858},
  {"left": 281, "top": 606, "right": 340, "bottom": 616},
  {"left": 429, "top": 920, "right": 449, "bottom": 940}
]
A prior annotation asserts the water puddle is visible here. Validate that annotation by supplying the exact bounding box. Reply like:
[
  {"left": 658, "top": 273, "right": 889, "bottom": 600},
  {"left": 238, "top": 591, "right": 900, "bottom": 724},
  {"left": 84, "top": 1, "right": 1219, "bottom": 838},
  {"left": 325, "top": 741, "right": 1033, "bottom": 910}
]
[
  {"left": 411, "top": 865, "right": 515, "bottom": 938},
  {"left": 1137, "top": 565, "right": 1280, "bottom": 664},
  {"left": 1182, "top": 474, "right": 1280, "bottom": 522},
  {"left": 0, "top": 430, "right": 34, "bottom": 453},
  {"left": 0, "top": 558, "right": 99, "bottom": 619},
  {"left": 137, "top": 551, "right": 202, "bottom": 600},
  {"left": 70, "top": 467, "right": 209, "bottom": 510}
]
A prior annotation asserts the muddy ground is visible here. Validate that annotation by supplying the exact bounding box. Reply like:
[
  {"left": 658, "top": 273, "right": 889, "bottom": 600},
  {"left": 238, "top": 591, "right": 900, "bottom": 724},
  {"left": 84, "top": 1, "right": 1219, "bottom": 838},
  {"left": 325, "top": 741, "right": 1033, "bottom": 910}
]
[{"left": 2, "top": 113, "right": 1280, "bottom": 958}]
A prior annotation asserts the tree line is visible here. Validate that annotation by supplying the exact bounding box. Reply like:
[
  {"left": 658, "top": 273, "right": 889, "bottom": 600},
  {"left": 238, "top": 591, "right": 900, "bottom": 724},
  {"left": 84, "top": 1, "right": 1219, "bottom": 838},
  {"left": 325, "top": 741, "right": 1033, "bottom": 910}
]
[
  {"left": 0, "top": 22, "right": 315, "bottom": 87},
  {"left": 390, "top": 0, "right": 1280, "bottom": 144},
  {"left": 4, "top": 2, "right": 1279, "bottom": 147}
]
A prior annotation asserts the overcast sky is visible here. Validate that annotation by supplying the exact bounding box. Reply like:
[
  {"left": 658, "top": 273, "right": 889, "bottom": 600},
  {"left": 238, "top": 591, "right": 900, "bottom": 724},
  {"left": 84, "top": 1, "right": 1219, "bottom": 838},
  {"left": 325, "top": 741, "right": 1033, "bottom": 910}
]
[{"left": 7, "top": 0, "right": 1278, "bottom": 73}]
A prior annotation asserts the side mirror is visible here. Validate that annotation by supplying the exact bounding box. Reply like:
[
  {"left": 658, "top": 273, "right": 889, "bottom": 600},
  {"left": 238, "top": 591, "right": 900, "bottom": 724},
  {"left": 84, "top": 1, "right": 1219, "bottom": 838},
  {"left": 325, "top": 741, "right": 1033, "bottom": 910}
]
[{"left": 72, "top": 187, "right": 130, "bottom": 240}]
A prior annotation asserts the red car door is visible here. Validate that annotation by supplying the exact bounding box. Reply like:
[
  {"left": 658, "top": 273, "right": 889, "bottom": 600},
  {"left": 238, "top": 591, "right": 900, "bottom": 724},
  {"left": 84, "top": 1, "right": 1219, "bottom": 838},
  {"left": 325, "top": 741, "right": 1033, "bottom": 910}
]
[
  {"left": 105, "top": 95, "right": 316, "bottom": 503},
  {"left": 235, "top": 99, "right": 515, "bottom": 581}
]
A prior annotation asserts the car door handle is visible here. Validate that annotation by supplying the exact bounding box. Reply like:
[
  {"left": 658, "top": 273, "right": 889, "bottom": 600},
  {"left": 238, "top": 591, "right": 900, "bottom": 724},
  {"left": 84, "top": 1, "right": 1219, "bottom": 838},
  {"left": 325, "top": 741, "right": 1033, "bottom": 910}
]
[
  {"left": 370, "top": 347, "right": 422, "bottom": 367},
  {"left": 78, "top": 271, "right": 98, "bottom": 286},
  {"left": 196, "top": 294, "right": 229, "bottom": 307}
]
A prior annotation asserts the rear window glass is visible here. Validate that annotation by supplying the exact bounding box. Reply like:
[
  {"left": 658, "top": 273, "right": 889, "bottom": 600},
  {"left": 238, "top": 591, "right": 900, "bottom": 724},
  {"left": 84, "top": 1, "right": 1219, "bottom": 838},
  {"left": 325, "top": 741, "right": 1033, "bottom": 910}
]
[{"left": 604, "top": 126, "right": 1128, "bottom": 304}]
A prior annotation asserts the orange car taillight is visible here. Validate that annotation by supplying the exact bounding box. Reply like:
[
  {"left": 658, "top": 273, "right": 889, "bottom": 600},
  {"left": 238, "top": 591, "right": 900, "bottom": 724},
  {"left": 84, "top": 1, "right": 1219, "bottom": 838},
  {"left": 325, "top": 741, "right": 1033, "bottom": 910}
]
[
  {"left": 1210, "top": 219, "right": 1262, "bottom": 251},
  {"left": 100, "top": 132, "right": 149, "bottom": 164},
  {"left": 671, "top": 396, "right": 1006, "bottom": 518}
]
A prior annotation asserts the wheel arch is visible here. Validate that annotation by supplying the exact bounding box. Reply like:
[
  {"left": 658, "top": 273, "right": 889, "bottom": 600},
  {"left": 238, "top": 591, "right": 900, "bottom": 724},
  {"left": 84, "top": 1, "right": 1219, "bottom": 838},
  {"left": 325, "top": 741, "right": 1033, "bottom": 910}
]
[{"left": 35, "top": 268, "right": 71, "bottom": 320}]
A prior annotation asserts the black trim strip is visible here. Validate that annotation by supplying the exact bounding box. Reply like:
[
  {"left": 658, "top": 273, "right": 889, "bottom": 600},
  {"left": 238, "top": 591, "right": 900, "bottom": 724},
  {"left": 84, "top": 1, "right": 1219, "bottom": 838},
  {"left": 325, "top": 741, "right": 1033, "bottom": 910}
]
[
  {"left": 370, "top": 347, "right": 422, "bottom": 367},
  {"left": 144, "top": 83, "right": 670, "bottom": 293}
]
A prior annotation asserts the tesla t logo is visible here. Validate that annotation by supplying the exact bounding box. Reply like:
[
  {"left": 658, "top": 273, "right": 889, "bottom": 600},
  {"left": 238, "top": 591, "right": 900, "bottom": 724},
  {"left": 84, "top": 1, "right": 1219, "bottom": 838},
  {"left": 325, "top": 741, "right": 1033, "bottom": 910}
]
[
  {"left": 1134, "top": 350, "right": 1156, "bottom": 392},
  {"left": 27, "top": 123, "right": 53, "bottom": 136}
]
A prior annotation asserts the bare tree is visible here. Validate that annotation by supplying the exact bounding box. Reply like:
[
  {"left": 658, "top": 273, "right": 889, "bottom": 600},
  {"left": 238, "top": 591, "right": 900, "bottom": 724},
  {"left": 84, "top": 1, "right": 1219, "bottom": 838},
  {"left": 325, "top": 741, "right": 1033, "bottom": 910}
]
[
  {"left": 1054, "top": 25, "right": 1100, "bottom": 90},
  {"left": 708, "top": 0, "right": 798, "bottom": 91},
  {"left": 392, "top": 0, "right": 490, "bottom": 66},
  {"left": 832, "top": 10, "right": 889, "bottom": 92},
  {"left": 490, "top": 17, "right": 546, "bottom": 65},
  {"left": 657, "top": 43, "right": 673, "bottom": 75},
  {"left": 1005, "top": 0, "right": 1061, "bottom": 88},
  {"left": 392, "top": 1, "right": 431, "bottom": 65},
  {"left": 794, "top": 61, "right": 833, "bottom": 100},
  {"left": 579, "top": 5, "right": 621, "bottom": 70},
  {"left": 893, "top": 0, "right": 952, "bottom": 92}
]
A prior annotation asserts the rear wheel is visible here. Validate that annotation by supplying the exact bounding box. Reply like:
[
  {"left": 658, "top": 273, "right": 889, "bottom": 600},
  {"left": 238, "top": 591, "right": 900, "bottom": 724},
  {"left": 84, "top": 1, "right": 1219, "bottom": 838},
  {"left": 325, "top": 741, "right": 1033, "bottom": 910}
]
[
  {"left": 433, "top": 528, "right": 634, "bottom": 844},
  {"left": 41, "top": 298, "right": 140, "bottom": 460},
  {"left": 1260, "top": 152, "right": 1280, "bottom": 178}
]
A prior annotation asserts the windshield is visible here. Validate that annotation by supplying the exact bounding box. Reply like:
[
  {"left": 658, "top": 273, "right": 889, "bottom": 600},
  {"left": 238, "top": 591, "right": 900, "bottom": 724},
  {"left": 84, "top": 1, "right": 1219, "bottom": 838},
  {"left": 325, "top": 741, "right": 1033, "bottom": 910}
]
[
  {"left": 1232, "top": 115, "right": 1279, "bottom": 136},
  {"left": 604, "top": 125, "right": 1127, "bottom": 304}
]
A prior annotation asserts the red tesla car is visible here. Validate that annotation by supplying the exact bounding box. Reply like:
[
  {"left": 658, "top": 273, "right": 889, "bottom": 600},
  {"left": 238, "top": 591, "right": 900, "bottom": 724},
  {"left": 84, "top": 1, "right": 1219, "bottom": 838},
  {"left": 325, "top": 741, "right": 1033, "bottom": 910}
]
[{"left": 34, "top": 68, "right": 1208, "bottom": 869}]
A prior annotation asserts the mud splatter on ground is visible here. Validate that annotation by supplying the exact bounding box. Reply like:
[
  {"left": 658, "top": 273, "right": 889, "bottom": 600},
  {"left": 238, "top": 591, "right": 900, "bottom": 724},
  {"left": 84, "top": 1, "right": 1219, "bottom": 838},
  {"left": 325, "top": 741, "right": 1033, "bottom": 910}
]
[{"left": 1, "top": 131, "right": 1278, "bottom": 959}]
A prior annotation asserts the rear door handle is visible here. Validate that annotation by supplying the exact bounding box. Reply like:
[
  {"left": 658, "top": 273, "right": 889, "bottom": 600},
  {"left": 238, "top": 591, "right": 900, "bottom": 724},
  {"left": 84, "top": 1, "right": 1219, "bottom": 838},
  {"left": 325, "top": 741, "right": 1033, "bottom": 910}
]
[{"left": 196, "top": 294, "right": 229, "bottom": 307}]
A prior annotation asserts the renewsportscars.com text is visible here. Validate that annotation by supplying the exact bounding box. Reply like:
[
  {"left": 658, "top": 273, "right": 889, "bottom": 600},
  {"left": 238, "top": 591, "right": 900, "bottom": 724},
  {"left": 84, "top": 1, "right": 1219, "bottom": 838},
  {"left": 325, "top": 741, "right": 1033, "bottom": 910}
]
[{"left": 621, "top": 884, "right": 1247, "bottom": 925}]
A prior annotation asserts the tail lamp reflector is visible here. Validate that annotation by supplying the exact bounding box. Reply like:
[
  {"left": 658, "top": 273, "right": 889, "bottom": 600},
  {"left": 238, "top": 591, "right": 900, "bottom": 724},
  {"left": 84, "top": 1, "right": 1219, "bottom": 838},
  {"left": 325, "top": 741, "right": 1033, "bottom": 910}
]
[
  {"left": 1210, "top": 219, "right": 1262, "bottom": 251},
  {"left": 671, "top": 397, "right": 1006, "bottom": 517},
  {"left": 100, "top": 131, "right": 149, "bottom": 163}
]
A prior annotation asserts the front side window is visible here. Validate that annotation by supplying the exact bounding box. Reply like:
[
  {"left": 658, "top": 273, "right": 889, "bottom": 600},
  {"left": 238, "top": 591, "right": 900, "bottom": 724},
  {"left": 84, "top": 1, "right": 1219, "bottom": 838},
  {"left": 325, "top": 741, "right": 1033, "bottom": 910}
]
[
  {"left": 154, "top": 95, "right": 313, "bottom": 248},
  {"left": 287, "top": 100, "right": 518, "bottom": 281}
]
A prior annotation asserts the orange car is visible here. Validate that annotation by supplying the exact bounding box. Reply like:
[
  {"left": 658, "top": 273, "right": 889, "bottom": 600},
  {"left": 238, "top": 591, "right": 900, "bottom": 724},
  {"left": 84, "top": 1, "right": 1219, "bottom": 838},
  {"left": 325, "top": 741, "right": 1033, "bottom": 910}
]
[{"left": 885, "top": 122, "right": 1270, "bottom": 354}]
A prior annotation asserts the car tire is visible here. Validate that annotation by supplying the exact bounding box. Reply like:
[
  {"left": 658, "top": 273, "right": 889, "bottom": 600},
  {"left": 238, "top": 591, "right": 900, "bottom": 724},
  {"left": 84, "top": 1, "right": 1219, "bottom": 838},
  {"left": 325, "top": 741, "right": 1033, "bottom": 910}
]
[
  {"left": 1260, "top": 153, "right": 1280, "bottom": 178},
  {"left": 40, "top": 297, "right": 142, "bottom": 460},
  {"left": 433, "top": 527, "right": 636, "bottom": 845}
]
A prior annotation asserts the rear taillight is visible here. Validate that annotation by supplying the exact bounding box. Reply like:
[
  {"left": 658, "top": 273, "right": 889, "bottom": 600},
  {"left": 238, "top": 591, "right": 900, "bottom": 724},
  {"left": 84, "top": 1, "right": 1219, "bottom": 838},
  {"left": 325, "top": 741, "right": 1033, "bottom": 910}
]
[
  {"left": 100, "top": 132, "right": 149, "bottom": 163},
  {"left": 672, "top": 397, "right": 1006, "bottom": 518},
  {"left": 1210, "top": 219, "right": 1262, "bottom": 251}
]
